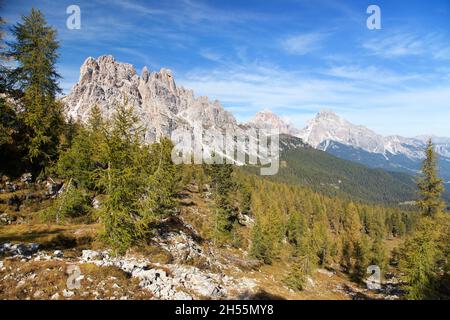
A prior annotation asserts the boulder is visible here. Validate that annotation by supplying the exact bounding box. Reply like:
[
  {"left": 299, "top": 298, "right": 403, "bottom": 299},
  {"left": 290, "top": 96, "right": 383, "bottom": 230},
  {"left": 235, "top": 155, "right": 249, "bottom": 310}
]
[
  {"left": 51, "top": 293, "right": 60, "bottom": 300},
  {"left": 63, "top": 289, "right": 74, "bottom": 298},
  {"left": 53, "top": 250, "right": 64, "bottom": 258},
  {"left": 0, "top": 242, "right": 39, "bottom": 257},
  {"left": 81, "top": 250, "right": 101, "bottom": 261},
  {"left": 45, "top": 179, "right": 63, "bottom": 197},
  {"left": 0, "top": 213, "right": 16, "bottom": 225},
  {"left": 20, "top": 173, "right": 33, "bottom": 183},
  {"left": 92, "top": 197, "right": 101, "bottom": 209}
]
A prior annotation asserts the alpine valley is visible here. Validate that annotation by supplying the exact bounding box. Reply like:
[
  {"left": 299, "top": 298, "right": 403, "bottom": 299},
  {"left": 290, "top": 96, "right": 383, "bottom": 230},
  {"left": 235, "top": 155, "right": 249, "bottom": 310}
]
[
  {"left": 63, "top": 56, "right": 449, "bottom": 204},
  {"left": 2, "top": 4, "right": 449, "bottom": 303}
]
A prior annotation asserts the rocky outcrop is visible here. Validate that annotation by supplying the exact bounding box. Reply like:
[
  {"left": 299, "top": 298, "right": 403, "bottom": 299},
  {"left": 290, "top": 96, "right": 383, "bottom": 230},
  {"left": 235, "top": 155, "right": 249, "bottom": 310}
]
[
  {"left": 0, "top": 243, "right": 40, "bottom": 257},
  {"left": 79, "top": 249, "right": 257, "bottom": 300},
  {"left": 64, "top": 55, "right": 237, "bottom": 142}
]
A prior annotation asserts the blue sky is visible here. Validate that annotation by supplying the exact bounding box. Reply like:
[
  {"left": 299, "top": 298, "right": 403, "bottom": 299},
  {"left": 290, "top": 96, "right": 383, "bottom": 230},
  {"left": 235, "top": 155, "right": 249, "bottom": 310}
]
[{"left": 2, "top": 0, "right": 450, "bottom": 137}]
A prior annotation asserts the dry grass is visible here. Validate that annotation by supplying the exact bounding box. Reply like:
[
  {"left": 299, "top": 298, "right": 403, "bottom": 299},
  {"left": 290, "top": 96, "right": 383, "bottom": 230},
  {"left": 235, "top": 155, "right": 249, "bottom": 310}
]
[
  {"left": 178, "top": 190, "right": 215, "bottom": 240},
  {"left": 127, "top": 244, "right": 173, "bottom": 265},
  {"left": 0, "top": 258, "right": 153, "bottom": 300},
  {"left": 0, "top": 223, "right": 102, "bottom": 251}
]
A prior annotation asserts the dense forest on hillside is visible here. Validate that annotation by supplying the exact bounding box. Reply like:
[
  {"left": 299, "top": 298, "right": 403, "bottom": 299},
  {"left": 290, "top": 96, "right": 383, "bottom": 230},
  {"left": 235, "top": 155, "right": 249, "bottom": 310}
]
[{"left": 243, "top": 135, "right": 422, "bottom": 205}]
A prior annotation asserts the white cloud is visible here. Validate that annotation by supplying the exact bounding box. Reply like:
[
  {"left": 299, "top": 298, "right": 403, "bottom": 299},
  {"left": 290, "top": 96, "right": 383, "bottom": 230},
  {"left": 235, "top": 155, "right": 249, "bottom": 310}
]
[
  {"left": 177, "top": 60, "right": 450, "bottom": 136},
  {"left": 325, "top": 65, "right": 421, "bottom": 85},
  {"left": 281, "top": 32, "right": 328, "bottom": 55},
  {"left": 363, "top": 31, "right": 450, "bottom": 60},
  {"left": 199, "top": 49, "right": 223, "bottom": 62}
]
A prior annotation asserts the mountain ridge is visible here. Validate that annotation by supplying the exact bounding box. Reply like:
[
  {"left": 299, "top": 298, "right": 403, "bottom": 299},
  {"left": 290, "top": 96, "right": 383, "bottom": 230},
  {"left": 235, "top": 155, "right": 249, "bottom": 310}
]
[
  {"left": 295, "top": 109, "right": 450, "bottom": 183},
  {"left": 64, "top": 55, "right": 238, "bottom": 142},
  {"left": 62, "top": 55, "right": 450, "bottom": 199}
]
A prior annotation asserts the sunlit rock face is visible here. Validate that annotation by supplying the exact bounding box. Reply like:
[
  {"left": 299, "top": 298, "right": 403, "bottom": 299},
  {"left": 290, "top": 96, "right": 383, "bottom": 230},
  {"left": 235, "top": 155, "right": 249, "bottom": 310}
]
[{"left": 64, "top": 55, "right": 237, "bottom": 142}]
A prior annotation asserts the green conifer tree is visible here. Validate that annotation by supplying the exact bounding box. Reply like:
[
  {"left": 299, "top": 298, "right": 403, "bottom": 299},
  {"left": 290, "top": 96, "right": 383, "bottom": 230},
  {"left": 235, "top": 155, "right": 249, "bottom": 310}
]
[
  {"left": 417, "top": 139, "right": 445, "bottom": 217},
  {"left": 8, "top": 9, "right": 64, "bottom": 174},
  {"left": 399, "top": 218, "right": 441, "bottom": 299}
]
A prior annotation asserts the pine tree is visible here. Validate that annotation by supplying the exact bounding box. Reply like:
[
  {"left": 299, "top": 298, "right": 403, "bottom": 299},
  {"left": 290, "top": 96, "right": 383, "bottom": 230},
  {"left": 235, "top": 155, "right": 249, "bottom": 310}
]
[
  {"left": 1, "top": 15, "right": 24, "bottom": 176},
  {"left": 399, "top": 218, "right": 441, "bottom": 299},
  {"left": 204, "top": 162, "right": 237, "bottom": 243},
  {"left": 371, "top": 236, "right": 388, "bottom": 273},
  {"left": 250, "top": 202, "right": 284, "bottom": 264},
  {"left": 7, "top": 9, "right": 64, "bottom": 175},
  {"left": 96, "top": 103, "right": 145, "bottom": 252},
  {"left": 284, "top": 229, "right": 318, "bottom": 291},
  {"left": 137, "top": 137, "right": 181, "bottom": 231},
  {"left": 353, "top": 235, "right": 371, "bottom": 283},
  {"left": 57, "top": 106, "right": 106, "bottom": 190},
  {"left": 341, "top": 202, "right": 362, "bottom": 271},
  {"left": 0, "top": 14, "right": 10, "bottom": 93},
  {"left": 417, "top": 139, "right": 445, "bottom": 218},
  {"left": 398, "top": 140, "right": 447, "bottom": 299}
]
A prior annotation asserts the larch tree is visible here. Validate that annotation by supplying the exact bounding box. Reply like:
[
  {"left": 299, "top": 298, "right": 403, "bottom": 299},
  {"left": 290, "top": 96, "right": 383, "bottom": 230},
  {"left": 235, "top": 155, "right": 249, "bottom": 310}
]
[
  {"left": 7, "top": 8, "right": 64, "bottom": 175},
  {"left": 417, "top": 139, "right": 445, "bottom": 218}
]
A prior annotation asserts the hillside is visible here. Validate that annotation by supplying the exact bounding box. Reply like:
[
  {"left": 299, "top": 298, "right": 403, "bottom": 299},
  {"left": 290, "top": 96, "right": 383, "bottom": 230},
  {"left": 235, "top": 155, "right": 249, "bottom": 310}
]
[
  {"left": 0, "top": 175, "right": 407, "bottom": 300},
  {"left": 298, "top": 110, "right": 450, "bottom": 185},
  {"left": 242, "top": 135, "right": 419, "bottom": 205}
]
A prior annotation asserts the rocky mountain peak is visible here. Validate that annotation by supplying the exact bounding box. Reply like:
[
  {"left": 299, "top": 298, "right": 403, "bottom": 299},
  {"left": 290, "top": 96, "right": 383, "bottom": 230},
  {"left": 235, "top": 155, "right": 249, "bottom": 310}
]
[
  {"left": 298, "top": 110, "right": 386, "bottom": 153},
  {"left": 316, "top": 109, "right": 340, "bottom": 120},
  {"left": 298, "top": 109, "right": 433, "bottom": 159},
  {"left": 63, "top": 55, "right": 237, "bottom": 142},
  {"left": 247, "top": 109, "right": 299, "bottom": 135}
]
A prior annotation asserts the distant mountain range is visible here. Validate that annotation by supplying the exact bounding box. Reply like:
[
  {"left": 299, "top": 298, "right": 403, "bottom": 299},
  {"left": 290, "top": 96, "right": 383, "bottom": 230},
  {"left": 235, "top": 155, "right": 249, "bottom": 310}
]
[
  {"left": 295, "top": 110, "right": 450, "bottom": 184},
  {"left": 245, "top": 108, "right": 450, "bottom": 185}
]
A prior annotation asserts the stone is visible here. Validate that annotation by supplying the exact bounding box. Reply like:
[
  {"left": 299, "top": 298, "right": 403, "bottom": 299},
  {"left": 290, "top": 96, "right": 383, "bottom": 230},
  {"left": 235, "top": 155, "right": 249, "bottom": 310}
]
[
  {"left": 20, "top": 173, "right": 33, "bottom": 183},
  {"left": 51, "top": 293, "right": 60, "bottom": 300},
  {"left": 45, "top": 179, "right": 63, "bottom": 197},
  {"left": 53, "top": 250, "right": 63, "bottom": 258},
  {"left": 63, "top": 289, "right": 74, "bottom": 298},
  {"left": 307, "top": 276, "right": 316, "bottom": 287},
  {"left": 317, "top": 268, "right": 335, "bottom": 277},
  {"left": 0, "top": 213, "right": 16, "bottom": 225},
  {"left": 173, "top": 291, "right": 193, "bottom": 300},
  {"left": 92, "top": 197, "right": 101, "bottom": 209},
  {"left": 1, "top": 242, "right": 40, "bottom": 257},
  {"left": 16, "top": 280, "right": 26, "bottom": 287},
  {"left": 5, "top": 181, "right": 18, "bottom": 192},
  {"left": 81, "top": 250, "right": 100, "bottom": 261},
  {"left": 33, "top": 290, "right": 43, "bottom": 298}
]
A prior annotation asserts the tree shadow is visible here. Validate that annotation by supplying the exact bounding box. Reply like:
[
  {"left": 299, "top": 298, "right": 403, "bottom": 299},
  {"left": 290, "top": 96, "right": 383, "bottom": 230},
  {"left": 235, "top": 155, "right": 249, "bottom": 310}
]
[
  {"left": 0, "top": 229, "right": 93, "bottom": 250},
  {"left": 0, "top": 228, "right": 65, "bottom": 243},
  {"left": 155, "top": 215, "right": 204, "bottom": 243},
  {"left": 237, "top": 289, "right": 286, "bottom": 300},
  {"left": 341, "top": 284, "right": 374, "bottom": 300}
]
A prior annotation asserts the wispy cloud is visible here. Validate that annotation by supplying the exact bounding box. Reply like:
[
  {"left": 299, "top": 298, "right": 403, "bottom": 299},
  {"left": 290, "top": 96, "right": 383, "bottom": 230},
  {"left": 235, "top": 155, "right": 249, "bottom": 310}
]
[
  {"left": 281, "top": 32, "right": 328, "bottom": 55},
  {"left": 177, "top": 57, "right": 450, "bottom": 136},
  {"left": 363, "top": 31, "right": 450, "bottom": 60},
  {"left": 106, "top": 0, "right": 166, "bottom": 15},
  {"left": 325, "top": 65, "right": 421, "bottom": 85},
  {"left": 199, "top": 48, "right": 223, "bottom": 62}
]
